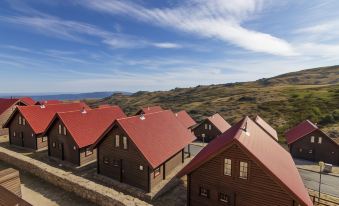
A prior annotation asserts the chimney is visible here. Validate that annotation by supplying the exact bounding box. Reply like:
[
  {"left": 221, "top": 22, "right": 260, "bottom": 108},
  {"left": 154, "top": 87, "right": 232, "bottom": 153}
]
[
  {"left": 40, "top": 105, "right": 46, "bottom": 109},
  {"left": 81, "top": 107, "right": 87, "bottom": 114},
  {"left": 241, "top": 121, "right": 250, "bottom": 136},
  {"left": 140, "top": 114, "right": 145, "bottom": 120}
]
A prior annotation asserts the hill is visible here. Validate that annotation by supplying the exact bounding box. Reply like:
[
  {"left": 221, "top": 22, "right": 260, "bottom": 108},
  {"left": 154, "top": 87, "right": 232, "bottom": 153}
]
[{"left": 89, "top": 65, "right": 339, "bottom": 141}]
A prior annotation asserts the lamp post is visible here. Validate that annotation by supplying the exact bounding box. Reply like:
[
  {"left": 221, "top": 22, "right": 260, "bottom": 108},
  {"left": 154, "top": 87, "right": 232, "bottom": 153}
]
[{"left": 318, "top": 161, "right": 324, "bottom": 204}]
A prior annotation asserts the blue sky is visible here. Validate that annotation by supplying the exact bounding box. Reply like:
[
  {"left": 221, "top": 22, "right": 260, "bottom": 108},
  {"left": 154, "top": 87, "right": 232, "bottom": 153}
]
[{"left": 1, "top": 0, "right": 339, "bottom": 93}]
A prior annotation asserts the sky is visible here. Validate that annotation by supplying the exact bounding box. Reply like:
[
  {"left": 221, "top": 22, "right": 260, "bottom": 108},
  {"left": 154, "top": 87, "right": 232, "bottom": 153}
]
[{"left": 0, "top": 0, "right": 339, "bottom": 94}]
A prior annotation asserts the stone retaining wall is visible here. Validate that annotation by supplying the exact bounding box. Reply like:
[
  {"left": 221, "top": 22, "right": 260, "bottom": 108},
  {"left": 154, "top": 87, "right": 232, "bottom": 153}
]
[{"left": 0, "top": 147, "right": 150, "bottom": 206}]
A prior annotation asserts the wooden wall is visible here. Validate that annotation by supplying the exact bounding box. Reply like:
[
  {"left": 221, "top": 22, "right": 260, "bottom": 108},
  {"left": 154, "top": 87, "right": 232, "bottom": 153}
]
[
  {"left": 193, "top": 119, "right": 221, "bottom": 142},
  {"left": 0, "top": 168, "right": 22, "bottom": 197}
]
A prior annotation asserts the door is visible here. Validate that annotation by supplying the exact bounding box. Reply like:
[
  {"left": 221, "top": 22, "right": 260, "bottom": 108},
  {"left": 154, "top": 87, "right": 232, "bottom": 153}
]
[
  {"left": 120, "top": 159, "right": 123, "bottom": 183},
  {"left": 20, "top": 132, "right": 24, "bottom": 147},
  {"left": 58, "top": 143, "right": 64, "bottom": 160}
]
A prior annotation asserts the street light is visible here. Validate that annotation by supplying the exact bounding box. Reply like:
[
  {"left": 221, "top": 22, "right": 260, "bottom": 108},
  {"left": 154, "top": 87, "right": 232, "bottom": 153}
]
[{"left": 318, "top": 161, "right": 324, "bottom": 204}]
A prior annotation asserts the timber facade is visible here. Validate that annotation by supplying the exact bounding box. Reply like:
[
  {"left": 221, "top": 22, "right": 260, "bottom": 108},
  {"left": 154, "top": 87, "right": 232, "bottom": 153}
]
[{"left": 193, "top": 119, "right": 223, "bottom": 142}]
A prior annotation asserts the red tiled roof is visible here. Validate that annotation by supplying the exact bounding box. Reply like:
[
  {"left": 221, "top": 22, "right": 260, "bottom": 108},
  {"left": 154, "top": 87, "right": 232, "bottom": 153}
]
[
  {"left": 175, "top": 110, "right": 197, "bottom": 129},
  {"left": 0, "top": 98, "right": 19, "bottom": 116},
  {"left": 178, "top": 117, "right": 312, "bottom": 206},
  {"left": 207, "top": 113, "right": 231, "bottom": 133},
  {"left": 254, "top": 115, "right": 278, "bottom": 141},
  {"left": 285, "top": 120, "right": 318, "bottom": 144},
  {"left": 54, "top": 106, "right": 126, "bottom": 148},
  {"left": 98, "top": 104, "right": 113, "bottom": 108},
  {"left": 95, "top": 110, "right": 195, "bottom": 169},
  {"left": 135, "top": 106, "right": 163, "bottom": 115},
  {"left": 6, "top": 102, "right": 89, "bottom": 135},
  {"left": 36, "top": 100, "right": 63, "bottom": 105},
  {"left": 19, "top": 97, "right": 36, "bottom": 105}
]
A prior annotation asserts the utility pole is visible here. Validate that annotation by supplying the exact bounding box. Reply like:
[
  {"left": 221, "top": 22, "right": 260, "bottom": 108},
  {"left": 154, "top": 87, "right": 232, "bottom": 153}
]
[{"left": 318, "top": 161, "right": 324, "bottom": 204}]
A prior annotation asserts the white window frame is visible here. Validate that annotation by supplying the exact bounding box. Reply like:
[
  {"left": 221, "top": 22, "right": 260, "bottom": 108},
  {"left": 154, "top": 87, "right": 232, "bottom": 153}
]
[
  {"left": 123, "top": 136, "right": 128, "bottom": 150},
  {"left": 224, "top": 158, "right": 232, "bottom": 176},
  {"left": 139, "top": 165, "right": 144, "bottom": 171},
  {"left": 58, "top": 124, "right": 62, "bottom": 134},
  {"left": 239, "top": 161, "right": 248, "bottom": 179},
  {"left": 311, "top": 136, "right": 315, "bottom": 143},
  {"left": 199, "top": 187, "right": 209, "bottom": 198},
  {"left": 42, "top": 136, "right": 47, "bottom": 142},
  {"left": 22, "top": 118, "right": 26, "bottom": 126},
  {"left": 204, "top": 124, "right": 208, "bottom": 130},
  {"left": 154, "top": 167, "right": 160, "bottom": 178},
  {"left": 219, "top": 193, "right": 229, "bottom": 203},
  {"left": 208, "top": 124, "right": 212, "bottom": 130},
  {"left": 13, "top": 131, "right": 16, "bottom": 137},
  {"left": 115, "top": 135, "right": 120, "bottom": 147},
  {"left": 63, "top": 126, "right": 67, "bottom": 135},
  {"left": 85, "top": 148, "right": 93, "bottom": 156},
  {"left": 18, "top": 116, "right": 22, "bottom": 125},
  {"left": 318, "top": 137, "right": 322, "bottom": 144}
]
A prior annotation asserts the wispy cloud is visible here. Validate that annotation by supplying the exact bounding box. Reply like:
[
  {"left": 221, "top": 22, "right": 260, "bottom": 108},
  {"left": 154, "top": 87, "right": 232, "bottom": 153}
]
[{"left": 79, "top": 0, "right": 297, "bottom": 56}]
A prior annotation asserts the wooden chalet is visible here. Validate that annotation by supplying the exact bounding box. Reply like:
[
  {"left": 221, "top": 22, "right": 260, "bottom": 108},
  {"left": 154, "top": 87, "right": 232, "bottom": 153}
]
[
  {"left": 35, "top": 100, "right": 63, "bottom": 105},
  {"left": 0, "top": 168, "right": 31, "bottom": 206},
  {"left": 175, "top": 110, "right": 197, "bottom": 131},
  {"left": 135, "top": 106, "right": 163, "bottom": 115},
  {"left": 285, "top": 120, "right": 339, "bottom": 165},
  {"left": 254, "top": 115, "right": 278, "bottom": 141},
  {"left": 44, "top": 106, "right": 126, "bottom": 166},
  {"left": 192, "top": 113, "right": 231, "bottom": 142},
  {"left": 0, "top": 97, "right": 35, "bottom": 135},
  {"left": 4, "top": 102, "right": 89, "bottom": 150},
  {"left": 92, "top": 110, "right": 195, "bottom": 192},
  {"left": 178, "top": 116, "right": 312, "bottom": 206}
]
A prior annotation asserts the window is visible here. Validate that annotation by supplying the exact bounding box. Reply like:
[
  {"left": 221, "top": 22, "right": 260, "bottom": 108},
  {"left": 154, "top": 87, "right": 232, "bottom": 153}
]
[
  {"left": 115, "top": 135, "right": 120, "bottom": 147},
  {"left": 308, "top": 149, "right": 313, "bottom": 154},
  {"left": 52, "top": 142, "right": 56, "bottom": 148},
  {"left": 18, "top": 116, "right": 22, "bottom": 125},
  {"left": 42, "top": 136, "right": 47, "bottom": 142},
  {"left": 199, "top": 187, "right": 209, "bottom": 198},
  {"left": 63, "top": 126, "right": 67, "bottom": 135},
  {"left": 13, "top": 131, "right": 16, "bottom": 137},
  {"left": 85, "top": 148, "right": 93, "bottom": 156},
  {"left": 139, "top": 165, "right": 144, "bottom": 171},
  {"left": 112, "top": 160, "right": 119, "bottom": 167},
  {"left": 239, "top": 161, "right": 248, "bottom": 179},
  {"left": 219, "top": 193, "right": 229, "bottom": 203},
  {"left": 58, "top": 143, "right": 62, "bottom": 150},
  {"left": 154, "top": 167, "right": 160, "bottom": 177},
  {"left": 201, "top": 134, "right": 205, "bottom": 138},
  {"left": 123, "top": 136, "right": 128, "bottom": 150},
  {"left": 22, "top": 118, "right": 26, "bottom": 125},
  {"left": 299, "top": 148, "right": 303, "bottom": 152},
  {"left": 58, "top": 124, "right": 62, "bottom": 134},
  {"left": 318, "top": 137, "right": 322, "bottom": 144},
  {"left": 103, "top": 157, "right": 109, "bottom": 165},
  {"left": 311, "top": 136, "right": 315, "bottom": 143},
  {"left": 73, "top": 146, "right": 76, "bottom": 151},
  {"left": 224, "top": 158, "right": 232, "bottom": 176},
  {"left": 208, "top": 124, "right": 212, "bottom": 130},
  {"left": 204, "top": 124, "right": 208, "bottom": 130}
]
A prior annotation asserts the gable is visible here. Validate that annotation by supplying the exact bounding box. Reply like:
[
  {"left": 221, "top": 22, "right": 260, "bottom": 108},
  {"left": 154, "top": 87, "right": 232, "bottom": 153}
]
[
  {"left": 46, "top": 117, "right": 78, "bottom": 147},
  {"left": 293, "top": 129, "right": 339, "bottom": 148}
]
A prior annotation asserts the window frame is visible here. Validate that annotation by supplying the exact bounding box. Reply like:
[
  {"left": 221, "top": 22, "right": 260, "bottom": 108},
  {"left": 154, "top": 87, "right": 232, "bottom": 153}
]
[
  {"left": 22, "top": 118, "right": 26, "bottom": 126},
  {"left": 223, "top": 158, "right": 232, "bottom": 176},
  {"left": 208, "top": 124, "right": 212, "bottom": 130},
  {"left": 199, "top": 187, "right": 209, "bottom": 198},
  {"left": 85, "top": 147, "right": 93, "bottom": 156},
  {"left": 52, "top": 142, "right": 56, "bottom": 148},
  {"left": 219, "top": 192, "right": 230, "bottom": 203},
  {"left": 204, "top": 123, "right": 208, "bottom": 130},
  {"left": 42, "top": 136, "right": 47, "bottom": 142},
  {"left": 123, "top": 136, "right": 128, "bottom": 150},
  {"left": 115, "top": 135, "right": 120, "bottom": 147},
  {"left": 103, "top": 157, "right": 109, "bottom": 165},
  {"left": 18, "top": 116, "right": 22, "bottom": 125},
  {"left": 310, "top": 136, "right": 315, "bottom": 143},
  {"left": 58, "top": 124, "right": 62, "bottom": 134},
  {"left": 239, "top": 161, "right": 249, "bottom": 180},
  {"left": 63, "top": 126, "right": 67, "bottom": 135},
  {"left": 318, "top": 137, "right": 322, "bottom": 144},
  {"left": 154, "top": 167, "right": 161, "bottom": 178}
]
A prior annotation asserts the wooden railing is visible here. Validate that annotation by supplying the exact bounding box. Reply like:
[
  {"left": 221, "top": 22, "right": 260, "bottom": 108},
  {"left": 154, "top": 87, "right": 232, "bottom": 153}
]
[{"left": 310, "top": 194, "right": 339, "bottom": 206}]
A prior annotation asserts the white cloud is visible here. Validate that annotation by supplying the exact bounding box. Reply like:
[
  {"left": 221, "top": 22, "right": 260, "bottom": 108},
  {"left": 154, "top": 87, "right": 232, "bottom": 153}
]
[
  {"left": 80, "top": 0, "right": 297, "bottom": 56},
  {"left": 152, "top": 42, "right": 182, "bottom": 49}
]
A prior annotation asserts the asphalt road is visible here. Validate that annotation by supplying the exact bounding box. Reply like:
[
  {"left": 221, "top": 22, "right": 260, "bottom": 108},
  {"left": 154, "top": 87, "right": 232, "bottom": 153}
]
[{"left": 188, "top": 144, "right": 339, "bottom": 197}]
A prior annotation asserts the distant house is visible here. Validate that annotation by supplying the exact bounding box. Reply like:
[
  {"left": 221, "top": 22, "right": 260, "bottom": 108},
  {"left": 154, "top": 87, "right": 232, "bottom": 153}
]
[
  {"left": 135, "top": 106, "right": 163, "bottom": 115},
  {"left": 192, "top": 113, "right": 231, "bottom": 142},
  {"left": 35, "top": 100, "right": 63, "bottom": 105},
  {"left": 0, "top": 97, "right": 35, "bottom": 134},
  {"left": 92, "top": 110, "right": 195, "bottom": 192},
  {"left": 44, "top": 106, "right": 126, "bottom": 166},
  {"left": 0, "top": 168, "right": 31, "bottom": 206},
  {"left": 178, "top": 117, "right": 312, "bottom": 206},
  {"left": 4, "top": 102, "right": 89, "bottom": 150},
  {"left": 254, "top": 115, "right": 278, "bottom": 141},
  {"left": 285, "top": 120, "right": 339, "bottom": 165},
  {"left": 175, "top": 110, "right": 197, "bottom": 130}
]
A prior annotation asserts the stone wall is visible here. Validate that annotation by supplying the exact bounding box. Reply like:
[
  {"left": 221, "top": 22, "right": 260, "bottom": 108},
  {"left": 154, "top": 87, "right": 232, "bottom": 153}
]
[{"left": 0, "top": 147, "right": 150, "bottom": 206}]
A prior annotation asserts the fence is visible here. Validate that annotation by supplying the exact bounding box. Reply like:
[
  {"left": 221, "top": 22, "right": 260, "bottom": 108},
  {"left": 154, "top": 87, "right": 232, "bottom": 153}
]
[{"left": 310, "top": 194, "right": 339, "bottom": 206}]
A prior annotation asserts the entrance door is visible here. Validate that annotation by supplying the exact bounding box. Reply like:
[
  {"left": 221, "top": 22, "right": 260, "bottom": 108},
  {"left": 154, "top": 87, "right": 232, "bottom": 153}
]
[
  {"left": 58, "top": 143, "right": 64, "bottom": 160},
  {"left": 120, "top": 159, "right": 123, "bottom": 182},
  {"left": 20, "top": 132, "right": 24, "bottom": 147}
]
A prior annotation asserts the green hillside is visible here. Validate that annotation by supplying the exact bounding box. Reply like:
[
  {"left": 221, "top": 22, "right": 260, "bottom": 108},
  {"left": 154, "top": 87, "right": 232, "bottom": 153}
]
[{"left": 89, "top": 65, "right": 339, "bottom": 141}]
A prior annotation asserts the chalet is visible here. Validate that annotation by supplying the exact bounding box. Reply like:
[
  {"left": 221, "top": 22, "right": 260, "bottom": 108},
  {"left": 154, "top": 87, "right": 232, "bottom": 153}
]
[
  {"left": 92, "top": 110, "right": 195, "bottom": 192},
  {"left": 44, "top": 106, "right": 126, "bottom": 166},
  {"left": 254, "top": 115, "right": 278, "bottom": 141},
  {"left": 192, "top": 113, "right": 231, "bottom": 142},
  {"left": 4, "top": 102, "right": 89, "bottom": 150},
  {"left": 175, "top": 110, "right": 197, "bottom": 130},
  {"left": 285, "top": 120, "right": 339, "bottom": 165},
  {"left": 0, "top": 168, "right": 31, "bottom": 206},
  {"left": 135, "top": 106, "right": 163, "bottom": 115},
  {"left": 35, "top": 100, "right": 63, "bottom": 105},
  {"left": 0, "top": 97, "right": 35, "bottom": 135},
  {"left": 178, "top": 117, "right": 312, "bottom": 206}
]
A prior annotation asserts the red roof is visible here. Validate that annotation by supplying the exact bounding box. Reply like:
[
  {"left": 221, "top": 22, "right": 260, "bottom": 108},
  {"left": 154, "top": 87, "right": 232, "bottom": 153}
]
[
  {"left": 207, "top": 113, "right": 231, "bottom": 133},
  {"left": 0, "top": 98, "right": 19, "bottom": 116},
  {"left": 175, "top": 110, "right": 197, "bottom": 129},
  {"left": 52, "top": 106, "right": 126, "bottom": 148},
  {"left": 285, "top": 120, "right": 318, "bottom": 144},
  {"left": 254, "top": 115, "right": 278, "bottom": 141},
  {"left": 6, "top": 102, "right": 89, "bottom": 135},
  {"left": 94, "top": 110, "right": 195, "bottom": 169},
  {"left": 19, "top": 97, "right": 36, "bottom": 105},
  {"left": 178, "top": 117, "right": 312, "bottom": 206},
  {"left": 98, "top": 104, "right": 113, "bottom": 108},
  {"left": 36, "top": 100, "right": 63, "bottom": 105},
  {"left": 135, "top": 106, "right": 163, "bottom": 115}
]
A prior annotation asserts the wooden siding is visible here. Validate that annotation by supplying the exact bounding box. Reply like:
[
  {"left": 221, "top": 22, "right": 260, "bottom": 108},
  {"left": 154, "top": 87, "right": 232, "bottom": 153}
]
[
  {"left": 47, "top": 119, "right": 80, "bottom": 165},
  {"left": 0, "top": 186, "right": 31, "bottom": 206},
  {"left": 290, "top": 130, "right": 339, "bottom": 165},
  {"left": 189, "top": 144, "right": 300, "bottom": 206},
  {"left": 0, "top": 103, "right": 17, "bottom": 129},
  {"left": 8, "top": 111, "right": 38, "bottom": 150},
  {"left": 164, "top": 150, "right": 183, "bottom": 178},
  {"left": 193, "top": 119, "right": 222, "bottom": 142},
  {"left": 0, "top": 168, "right": 22, "bottom": 197},
  {"left": 79, "top": 147, "right": 97, "bottom": 166},
  {"left": 98, "top": 126, "right": 150, "bottom": 191}
]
